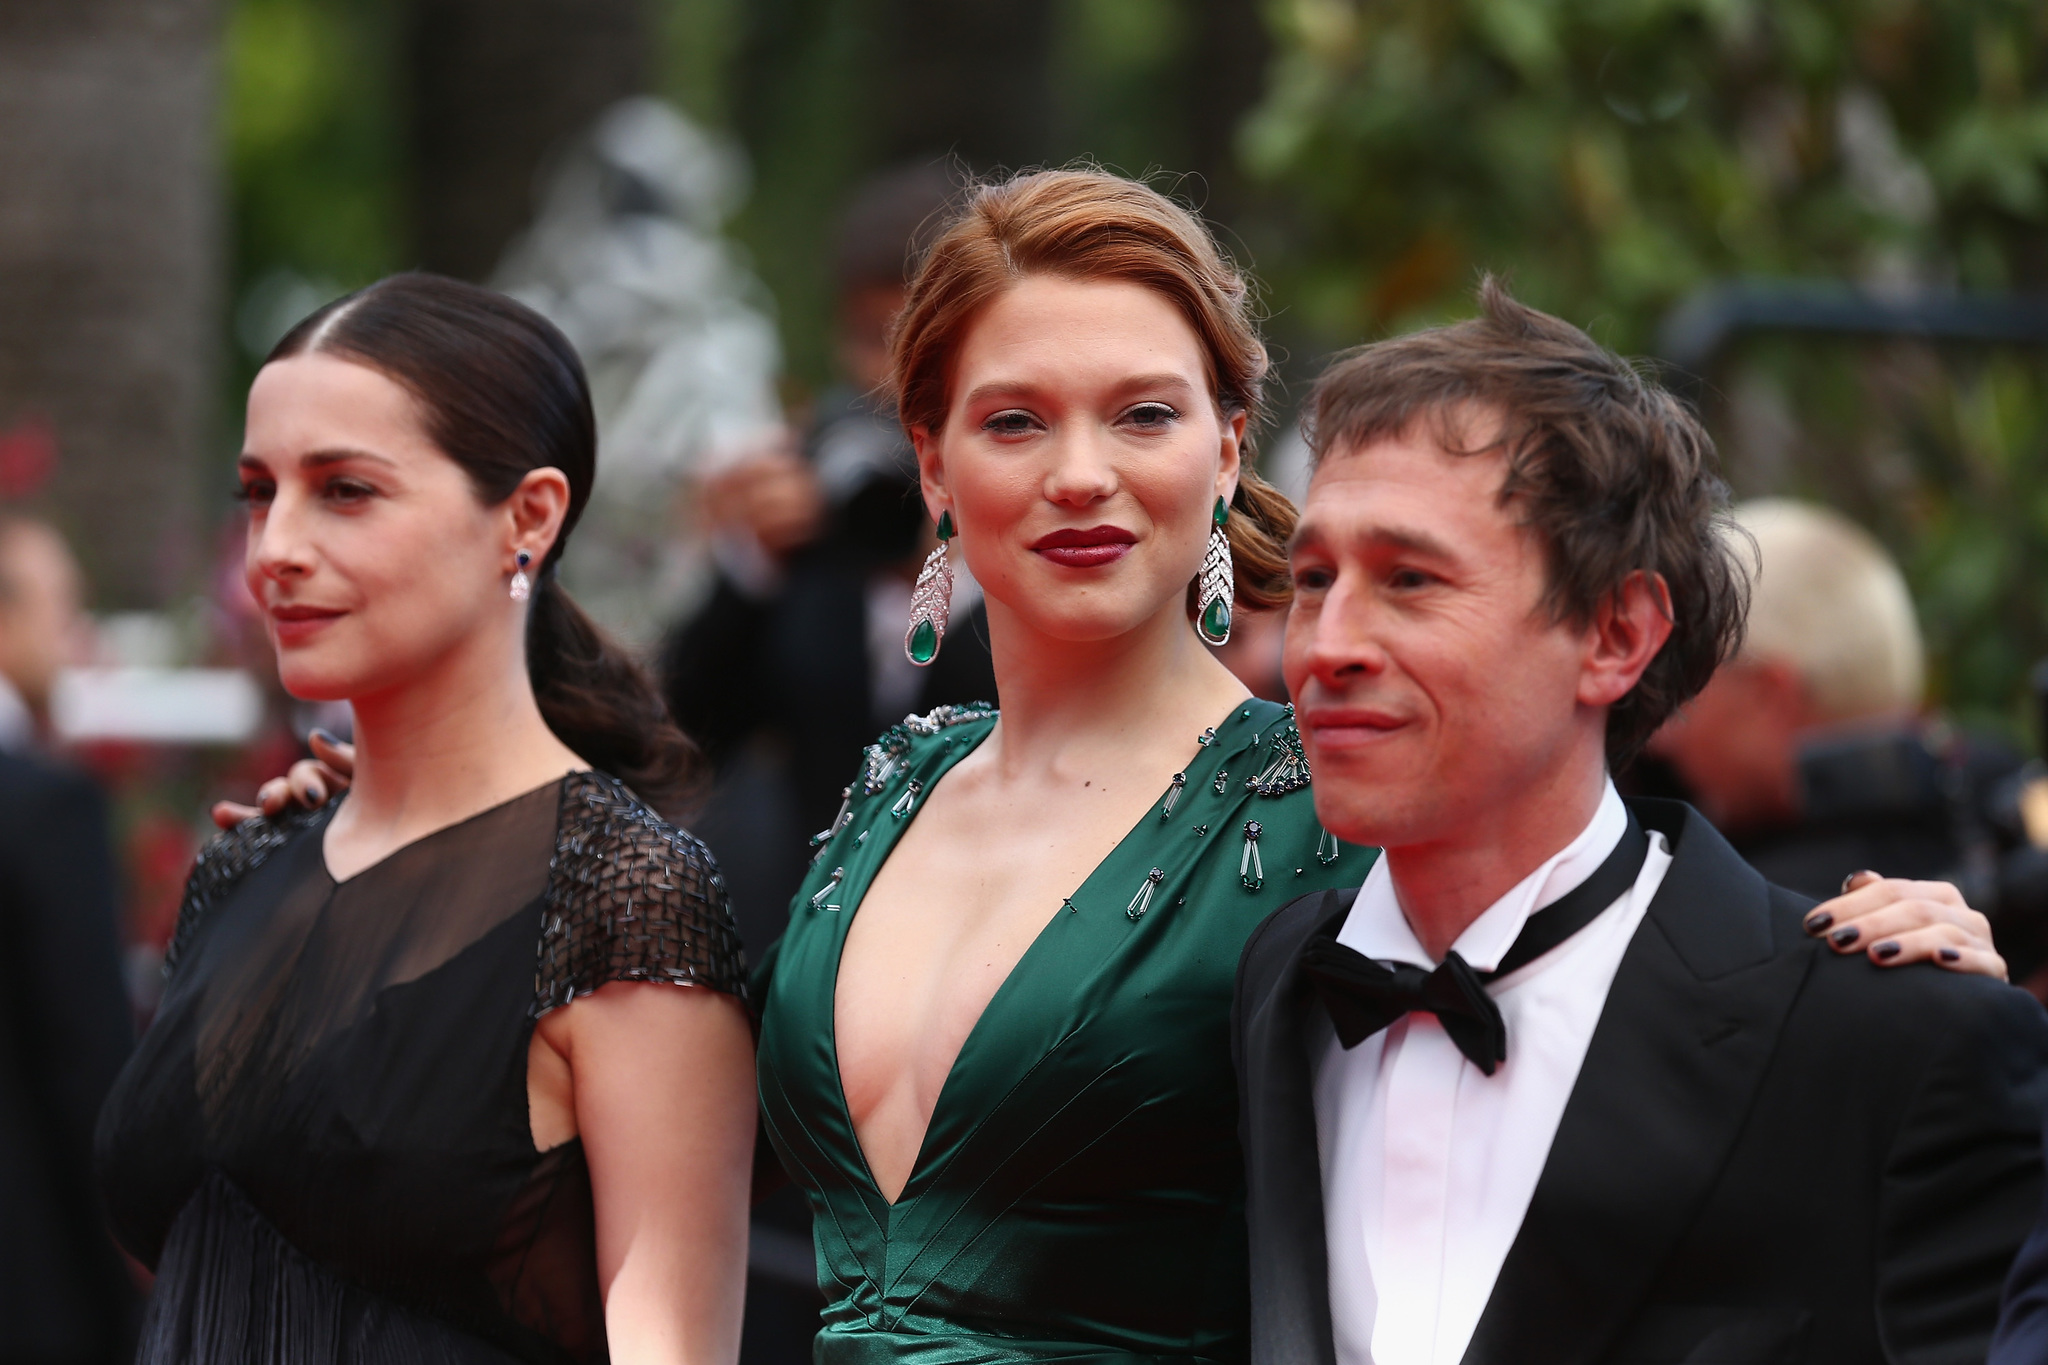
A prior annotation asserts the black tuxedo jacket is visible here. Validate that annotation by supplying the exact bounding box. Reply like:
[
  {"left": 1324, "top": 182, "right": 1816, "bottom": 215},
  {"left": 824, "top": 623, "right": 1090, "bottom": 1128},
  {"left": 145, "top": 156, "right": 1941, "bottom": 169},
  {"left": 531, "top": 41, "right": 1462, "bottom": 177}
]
[{"left": 1232, "top": 798, "right": 2048, "bottom": 1365}]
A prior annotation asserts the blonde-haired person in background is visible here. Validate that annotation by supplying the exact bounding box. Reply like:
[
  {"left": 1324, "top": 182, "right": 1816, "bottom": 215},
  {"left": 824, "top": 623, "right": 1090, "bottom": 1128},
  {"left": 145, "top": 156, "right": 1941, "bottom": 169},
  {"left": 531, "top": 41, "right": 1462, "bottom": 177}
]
[{"left": 1647, "top": 497, "right": 2024, "bottom": 966}]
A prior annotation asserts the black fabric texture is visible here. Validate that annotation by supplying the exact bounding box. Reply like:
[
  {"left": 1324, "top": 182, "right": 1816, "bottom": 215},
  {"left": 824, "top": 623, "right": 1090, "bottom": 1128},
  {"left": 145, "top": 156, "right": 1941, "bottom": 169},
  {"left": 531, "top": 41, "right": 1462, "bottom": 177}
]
[
  {"left": 95, "top": 772, "right": 747, "bottom": 1365},
  {"left": 1233, "top": 798, "right": 2048, "bottom": 1365},
  {"left": 0, "top": 750, "right": 140, "bottom": 1365}
]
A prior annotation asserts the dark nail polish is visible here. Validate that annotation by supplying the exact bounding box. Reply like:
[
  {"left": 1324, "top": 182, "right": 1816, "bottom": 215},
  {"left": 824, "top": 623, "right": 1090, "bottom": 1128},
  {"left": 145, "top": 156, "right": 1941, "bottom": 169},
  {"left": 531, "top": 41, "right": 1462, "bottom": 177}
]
[
  {"left": 1874, "top": 940, "right": 1901, "bottom": 961},
  {"left": 1804, "top": 911, "right": 1834, "bottom": 936},
  {"left": 1829, "top": 925, "right": 1861, "bottom": 949},
  {"left": 309, "top": 728, "right": 336, "bottom": 746},
  {"left": 1840, "top": 869, "right": 1877, "bottom": 894},
  {"left": 1939, "top": 946, "right": 1962, "bottom": 963}
]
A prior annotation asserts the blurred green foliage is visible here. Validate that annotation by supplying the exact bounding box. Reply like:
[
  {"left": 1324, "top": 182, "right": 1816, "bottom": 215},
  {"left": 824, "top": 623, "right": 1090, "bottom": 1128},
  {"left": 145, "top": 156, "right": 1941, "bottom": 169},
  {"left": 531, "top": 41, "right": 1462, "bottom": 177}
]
[{"left": 1244, "top": 0, "right": 2048, "bottom": 731}]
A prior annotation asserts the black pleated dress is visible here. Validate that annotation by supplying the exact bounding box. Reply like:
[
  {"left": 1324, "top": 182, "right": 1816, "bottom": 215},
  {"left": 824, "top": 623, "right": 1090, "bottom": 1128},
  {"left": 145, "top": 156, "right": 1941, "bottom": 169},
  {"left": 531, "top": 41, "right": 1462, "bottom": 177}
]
[{"left": 95, "top": 772, "right": 748, "bottom": 1365}]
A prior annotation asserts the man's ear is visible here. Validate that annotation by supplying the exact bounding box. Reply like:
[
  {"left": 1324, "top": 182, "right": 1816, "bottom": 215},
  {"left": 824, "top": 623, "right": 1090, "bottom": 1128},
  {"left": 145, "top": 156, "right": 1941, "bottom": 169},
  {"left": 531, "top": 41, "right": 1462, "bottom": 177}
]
[
  {"left": 1579, "top": 570, "right": 1675, "bottom": 708},
  {"left": 506, "top": 466, "right": 572, "bottom": 564}
]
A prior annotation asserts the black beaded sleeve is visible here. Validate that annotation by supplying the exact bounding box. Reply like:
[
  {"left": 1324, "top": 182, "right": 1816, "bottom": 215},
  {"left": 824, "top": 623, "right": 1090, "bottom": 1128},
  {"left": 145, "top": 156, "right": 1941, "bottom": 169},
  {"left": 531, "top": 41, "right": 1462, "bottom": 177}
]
[
  {"left": 164, "top": 808, "right": 325, "bottom": 976},
  {"left": 532, "top": 771, "right": 749, "bottom": 1017}
]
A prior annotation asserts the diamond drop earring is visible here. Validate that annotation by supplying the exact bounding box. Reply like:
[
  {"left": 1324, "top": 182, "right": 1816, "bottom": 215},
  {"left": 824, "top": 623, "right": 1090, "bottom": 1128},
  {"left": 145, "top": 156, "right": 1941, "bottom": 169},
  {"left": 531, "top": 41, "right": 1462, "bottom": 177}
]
[
  {"left": 509, "top": 549, "right": 533, "bottom": 602},
  {"left": 1196, "top": 496, "right": 1233, "bottom": 645},
  {"left": 903, "top": 510, "right": 955, "bottom": 666}
]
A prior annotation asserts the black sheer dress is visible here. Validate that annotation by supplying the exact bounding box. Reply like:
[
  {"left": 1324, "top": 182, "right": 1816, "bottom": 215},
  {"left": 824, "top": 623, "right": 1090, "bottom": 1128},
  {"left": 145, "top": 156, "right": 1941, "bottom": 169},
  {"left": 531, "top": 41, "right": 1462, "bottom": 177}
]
[{"left": 95, "top": 772, "right": 748, "bottom": 1365}]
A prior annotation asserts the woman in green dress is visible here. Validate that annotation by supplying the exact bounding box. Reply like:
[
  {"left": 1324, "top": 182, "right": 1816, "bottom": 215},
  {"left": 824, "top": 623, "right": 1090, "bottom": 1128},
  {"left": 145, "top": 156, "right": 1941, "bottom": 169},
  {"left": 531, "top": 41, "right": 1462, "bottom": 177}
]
[{"left": 752, "top": 169, "right": 1353, "bottom": 1365}]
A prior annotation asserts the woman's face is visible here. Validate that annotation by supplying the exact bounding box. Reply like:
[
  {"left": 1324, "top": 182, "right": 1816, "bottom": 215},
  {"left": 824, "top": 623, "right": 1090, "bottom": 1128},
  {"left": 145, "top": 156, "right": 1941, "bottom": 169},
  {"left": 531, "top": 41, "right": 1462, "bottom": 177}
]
[
  {"left": 238, "top": 352, "right": 560, "bottom": 702},
  {"left": 914, "top": 274, "right": 1243, "bottom": 645}
]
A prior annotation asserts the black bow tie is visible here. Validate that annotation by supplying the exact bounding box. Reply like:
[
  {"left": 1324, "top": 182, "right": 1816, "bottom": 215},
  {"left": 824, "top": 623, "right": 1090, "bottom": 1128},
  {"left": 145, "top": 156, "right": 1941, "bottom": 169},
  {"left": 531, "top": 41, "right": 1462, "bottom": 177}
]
[{"left": 1302, "top": 813, "right": 1650, "bottom": 1075}]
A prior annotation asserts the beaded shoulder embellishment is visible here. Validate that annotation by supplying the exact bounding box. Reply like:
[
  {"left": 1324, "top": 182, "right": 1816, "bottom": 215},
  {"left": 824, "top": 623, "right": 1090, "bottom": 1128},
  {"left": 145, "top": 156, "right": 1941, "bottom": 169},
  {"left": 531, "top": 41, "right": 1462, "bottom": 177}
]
[
  {"left": 164, "top": 808, "right": 324, "bottom": 976},
  {"left": 811, "top": 702, "right": 998, "bottom": 855},
  {"left": 532, "top": 771, "right": 747, "bottom": 1017},
  {"left": 1245, "top": 721, "right": 1312, "bottom": 798}
]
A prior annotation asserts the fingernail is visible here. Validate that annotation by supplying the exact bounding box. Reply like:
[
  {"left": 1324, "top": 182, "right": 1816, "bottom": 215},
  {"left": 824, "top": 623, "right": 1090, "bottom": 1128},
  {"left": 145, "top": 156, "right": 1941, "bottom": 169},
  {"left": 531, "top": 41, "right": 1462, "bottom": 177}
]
[
  {"left": 305, "top": 781, "right": 325, "bottom": 804},
  {"left": 1830, "top": 925, "right": 1861, "bottom": 948},
  {"left": 1804, "top": 911, "right": 1833, "bottom": 935},
  {"left": 1939, "top": 946, "right": 1961, "bottom": 964},
  {"left": 309, "top": 728, "right": 335, "bottom": 746},
  {"left": 1874, "top": 940, "right": 1901, "bottom": 961},
  {"left": 1840, "top": 870, "right": 1877, "bottom": 894}
]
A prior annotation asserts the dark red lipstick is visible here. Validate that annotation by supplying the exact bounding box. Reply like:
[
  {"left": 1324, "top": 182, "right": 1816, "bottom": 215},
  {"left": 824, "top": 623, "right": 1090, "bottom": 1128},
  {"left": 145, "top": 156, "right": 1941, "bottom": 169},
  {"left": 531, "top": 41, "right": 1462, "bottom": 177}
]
[{"left": 1031, "top": 525, "right": 1137, "bottom": 568}]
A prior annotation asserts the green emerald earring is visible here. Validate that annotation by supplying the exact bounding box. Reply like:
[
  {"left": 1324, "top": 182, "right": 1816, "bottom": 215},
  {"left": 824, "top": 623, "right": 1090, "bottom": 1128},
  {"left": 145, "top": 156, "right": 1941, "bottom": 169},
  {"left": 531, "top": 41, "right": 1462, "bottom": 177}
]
[
  {"left": 904, "top": 510, "right": 956, "bottom": 666},
  {"left": 1197, "top": 496, "right": 1233, "bottom": 646}
]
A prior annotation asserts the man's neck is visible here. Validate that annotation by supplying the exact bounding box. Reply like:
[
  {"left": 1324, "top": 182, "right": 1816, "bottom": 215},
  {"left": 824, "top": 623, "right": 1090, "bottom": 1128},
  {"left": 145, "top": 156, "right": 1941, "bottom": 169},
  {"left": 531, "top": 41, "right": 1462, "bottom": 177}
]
[{"left": 1382, "top": 759, "right": 1611, "bottom": 960}]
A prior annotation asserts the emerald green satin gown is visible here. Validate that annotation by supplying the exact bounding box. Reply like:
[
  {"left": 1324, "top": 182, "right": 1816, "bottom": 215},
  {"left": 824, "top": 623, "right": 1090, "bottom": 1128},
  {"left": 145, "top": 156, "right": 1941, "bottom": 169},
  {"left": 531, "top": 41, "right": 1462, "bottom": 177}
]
[{"left": 754, "top": 697, "right": 1371, "bottom": 1365}]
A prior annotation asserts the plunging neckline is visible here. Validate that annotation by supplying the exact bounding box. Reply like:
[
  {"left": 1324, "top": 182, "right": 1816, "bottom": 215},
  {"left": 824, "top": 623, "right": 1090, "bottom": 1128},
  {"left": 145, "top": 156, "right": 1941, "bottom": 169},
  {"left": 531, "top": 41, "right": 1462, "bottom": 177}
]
[{"left": 825, "top": 699, "right": 1265, "bottom": 1208}]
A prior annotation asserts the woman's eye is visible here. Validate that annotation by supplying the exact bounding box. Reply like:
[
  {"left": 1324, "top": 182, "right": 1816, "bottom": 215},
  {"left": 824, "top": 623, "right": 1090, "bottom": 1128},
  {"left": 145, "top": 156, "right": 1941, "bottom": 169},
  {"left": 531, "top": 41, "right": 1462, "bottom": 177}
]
[
  {"left": 324, "top": 478, "right": 376, "bottom": 504},
  {"left": 982, "top": 410, "right": 1039, "bottom": 437},
  {"left": 233, "top": 481, "right": 275, "bottom": 507},
  {"left": 1121, "top": 402, "right": 1179, "bottom": 430}
]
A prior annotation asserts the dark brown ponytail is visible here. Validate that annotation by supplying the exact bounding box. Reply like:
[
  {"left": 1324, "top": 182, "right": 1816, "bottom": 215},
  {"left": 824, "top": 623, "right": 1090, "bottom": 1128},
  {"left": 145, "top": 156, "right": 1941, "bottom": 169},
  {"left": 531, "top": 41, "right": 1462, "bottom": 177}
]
[{"left": 268, "top": 272, "right": 702, "bottom": 810}]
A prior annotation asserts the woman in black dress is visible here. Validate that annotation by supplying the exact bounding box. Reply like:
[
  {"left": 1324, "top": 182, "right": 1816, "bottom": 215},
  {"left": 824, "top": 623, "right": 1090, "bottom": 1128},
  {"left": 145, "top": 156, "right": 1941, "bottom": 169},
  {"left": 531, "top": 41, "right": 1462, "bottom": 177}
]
[{"left": 96, "top": 274, "right": 756, "bottom": 1365}]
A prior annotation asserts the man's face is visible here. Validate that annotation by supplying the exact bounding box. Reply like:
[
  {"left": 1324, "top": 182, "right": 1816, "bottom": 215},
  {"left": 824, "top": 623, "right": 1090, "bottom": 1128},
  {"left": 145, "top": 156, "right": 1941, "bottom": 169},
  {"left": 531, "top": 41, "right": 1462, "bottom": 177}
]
[{"left": 1283, "top": 424, "right": 1602, "bottom": 852}]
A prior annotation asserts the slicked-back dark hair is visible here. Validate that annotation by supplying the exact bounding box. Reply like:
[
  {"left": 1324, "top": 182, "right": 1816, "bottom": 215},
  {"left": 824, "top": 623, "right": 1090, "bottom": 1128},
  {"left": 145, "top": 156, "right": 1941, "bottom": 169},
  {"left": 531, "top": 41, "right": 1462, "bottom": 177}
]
[
  {"left": 1305, "top": 276, "right": 1748, "bottom": 765},
  {"left": 268, "top": 272, "right": 702, "bottom": 811}
]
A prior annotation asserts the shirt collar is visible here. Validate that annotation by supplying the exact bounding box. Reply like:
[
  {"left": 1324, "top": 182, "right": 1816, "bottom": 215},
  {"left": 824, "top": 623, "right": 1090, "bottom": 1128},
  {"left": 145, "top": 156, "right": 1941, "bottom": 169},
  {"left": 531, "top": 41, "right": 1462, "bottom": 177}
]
[{"left": 1338, "top": 780, "right": 1628, "bottom": 973}]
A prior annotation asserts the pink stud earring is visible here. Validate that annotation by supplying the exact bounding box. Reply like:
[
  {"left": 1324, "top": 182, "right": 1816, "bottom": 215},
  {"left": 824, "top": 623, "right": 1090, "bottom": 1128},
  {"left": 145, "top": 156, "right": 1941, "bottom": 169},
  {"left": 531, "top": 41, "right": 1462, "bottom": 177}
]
[{"left": 509, "top": 549, "right": 533, "bottom": 602}]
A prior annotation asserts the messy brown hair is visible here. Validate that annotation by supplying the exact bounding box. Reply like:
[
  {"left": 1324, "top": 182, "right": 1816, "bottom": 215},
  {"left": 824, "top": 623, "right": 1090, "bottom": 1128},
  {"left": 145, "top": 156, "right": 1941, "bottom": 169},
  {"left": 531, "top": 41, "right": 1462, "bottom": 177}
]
[
  {"left": 888, "top": 167, "right": 1295, "bottom": 612},
  {"left": 1306, "top": 277, "right": 1749, "bottom": 763}
]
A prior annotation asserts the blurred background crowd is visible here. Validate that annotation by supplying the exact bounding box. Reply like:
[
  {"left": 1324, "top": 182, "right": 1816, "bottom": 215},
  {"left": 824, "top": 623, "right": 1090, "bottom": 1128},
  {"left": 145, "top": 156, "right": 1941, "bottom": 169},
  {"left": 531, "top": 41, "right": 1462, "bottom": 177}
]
[{"left": 6, "top": 1, "right": 2048, "bottom": 1362}]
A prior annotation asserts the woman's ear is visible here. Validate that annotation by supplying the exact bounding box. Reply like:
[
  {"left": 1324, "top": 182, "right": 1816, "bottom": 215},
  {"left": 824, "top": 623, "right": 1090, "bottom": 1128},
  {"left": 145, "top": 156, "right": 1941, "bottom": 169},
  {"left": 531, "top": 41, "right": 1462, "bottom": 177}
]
[
  {"left": 911, "top": 424, "right": 950, "bottom": 526},
  {"left": 1217, "top": 410, "right": 1247, "bottom": 506},
  {"left": 506, "top": 467, "right": 572, "bottom": 565}
]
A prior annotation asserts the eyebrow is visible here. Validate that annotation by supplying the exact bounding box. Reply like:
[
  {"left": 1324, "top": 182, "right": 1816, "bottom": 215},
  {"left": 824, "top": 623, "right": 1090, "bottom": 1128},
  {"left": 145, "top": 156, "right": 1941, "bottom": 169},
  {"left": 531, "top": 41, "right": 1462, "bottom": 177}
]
[
  {"left": 960, "top": 372, "right": 1199, "bottom": 409},
  {"left": 1290, "top": 521, "right": 1460, "bottom": 563},
  {"left": 238, "top": 447, "right": 399, "bottom": 471}
]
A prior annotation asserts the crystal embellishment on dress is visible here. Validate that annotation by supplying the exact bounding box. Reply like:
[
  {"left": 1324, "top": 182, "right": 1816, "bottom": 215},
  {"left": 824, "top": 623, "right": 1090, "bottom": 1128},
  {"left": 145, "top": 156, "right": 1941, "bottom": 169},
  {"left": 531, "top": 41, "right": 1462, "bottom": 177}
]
[
  {"left": 1213, "top": 770, "right": 1229, "bottom": 796},
  {"left": 1127, "top": 867, "right": 1166, "bottom": 921},
  {"left": 903, "top": 510, "right": 956, "bottom": 666},
  {"left": 1197, "top": 726, "right": 1218, "bottom": 747},
  {"left": 1317, "top": 827, "right": 1340, "bottom": 866},
  {"left": 1240, "top": 820, "right": 1265, "bottom": 891},
  {"left": 1196, "top": 496, "right": 1233, "bottom": 646},
  {"left": 811, "top": 866, "right": 845, "bottom": 911},
  {"left": 891, "top": 778, "right": 924, "bottom": 819},
  {"left": 858, "top": 702, "right": 999, "bottom": 795},
  {"left": 1160, "top": 772, "right": 1186, "bottom": 820},
  {"left": 1247, "top": 725, "right": 1312, "bottom": 797}
]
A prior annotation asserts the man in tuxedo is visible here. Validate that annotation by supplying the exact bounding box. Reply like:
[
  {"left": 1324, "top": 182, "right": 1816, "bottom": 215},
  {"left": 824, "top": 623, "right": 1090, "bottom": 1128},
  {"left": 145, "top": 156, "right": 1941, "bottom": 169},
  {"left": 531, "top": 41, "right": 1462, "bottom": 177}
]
[{"left": 1234, "top": 281, "right": 2048, "bottom": 1365}]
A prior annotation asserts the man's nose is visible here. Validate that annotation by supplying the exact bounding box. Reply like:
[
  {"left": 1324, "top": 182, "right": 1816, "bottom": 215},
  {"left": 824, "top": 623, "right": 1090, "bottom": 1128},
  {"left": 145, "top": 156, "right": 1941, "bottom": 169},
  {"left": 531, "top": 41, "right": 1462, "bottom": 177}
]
[{"left": 1304, "top": 572, "right": 1388, "bottom": 682}]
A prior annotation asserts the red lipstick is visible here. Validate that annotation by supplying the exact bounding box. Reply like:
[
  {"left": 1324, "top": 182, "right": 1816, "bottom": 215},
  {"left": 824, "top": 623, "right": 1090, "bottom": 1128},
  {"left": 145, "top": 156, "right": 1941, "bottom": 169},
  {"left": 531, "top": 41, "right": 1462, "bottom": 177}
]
[
  {"left": 1031, "top": 525, "right": 1137, "bottom": 568},
  {"left": 269, "top": 602, "right": 345, "bottom": 647}
]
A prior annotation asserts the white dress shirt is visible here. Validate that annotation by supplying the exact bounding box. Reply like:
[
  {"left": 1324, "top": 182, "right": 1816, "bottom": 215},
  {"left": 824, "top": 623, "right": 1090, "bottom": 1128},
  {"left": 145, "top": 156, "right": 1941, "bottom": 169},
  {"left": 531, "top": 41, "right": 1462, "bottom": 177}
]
[{"left": 1314, "top": 781, "right": 1673, "bottom": 1365}]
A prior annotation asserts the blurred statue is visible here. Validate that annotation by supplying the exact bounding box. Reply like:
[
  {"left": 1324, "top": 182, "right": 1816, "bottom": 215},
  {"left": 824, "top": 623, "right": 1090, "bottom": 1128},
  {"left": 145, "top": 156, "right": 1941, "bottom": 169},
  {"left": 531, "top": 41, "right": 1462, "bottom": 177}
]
[{"left": 493, "top": 97, "right": 784, "bottom": 645}]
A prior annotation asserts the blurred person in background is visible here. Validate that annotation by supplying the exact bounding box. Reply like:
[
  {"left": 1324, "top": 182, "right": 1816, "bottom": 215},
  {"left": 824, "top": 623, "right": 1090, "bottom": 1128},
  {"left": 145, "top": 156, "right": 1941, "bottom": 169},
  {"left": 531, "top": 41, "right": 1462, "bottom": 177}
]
[
  {"left": 0, "top": 515, "right": 140, "bottom": 1365},
  {"left": 662, "top": 164, "right": 997, "bottom": 958},
  {"left": 1642, "top": 497, "right": 2022, "bottom": 912}
]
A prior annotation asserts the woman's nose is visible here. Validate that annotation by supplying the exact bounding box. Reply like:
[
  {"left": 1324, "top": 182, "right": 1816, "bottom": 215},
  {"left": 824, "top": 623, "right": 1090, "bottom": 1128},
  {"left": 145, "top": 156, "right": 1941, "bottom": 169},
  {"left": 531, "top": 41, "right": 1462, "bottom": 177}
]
[{"left": 1042, "top": 426, "right": 1119, "bottom": 506}]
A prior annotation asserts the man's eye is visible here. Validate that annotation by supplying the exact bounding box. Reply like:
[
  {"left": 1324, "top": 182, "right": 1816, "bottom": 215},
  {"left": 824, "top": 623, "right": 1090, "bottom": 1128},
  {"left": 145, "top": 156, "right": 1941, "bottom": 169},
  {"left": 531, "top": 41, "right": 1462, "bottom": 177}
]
[
  {"left": 1388, "top": 567, "right": 1433, "bottom": 590},
  {"left": 1122, "top": 402, "right": 1179, "bottom": 430},
  {"left": 1293, "top": 566, "right": 1334, "bottom": 592},
  {"left": 983, "top": 410, "right": 1038, "bottom": 436}
]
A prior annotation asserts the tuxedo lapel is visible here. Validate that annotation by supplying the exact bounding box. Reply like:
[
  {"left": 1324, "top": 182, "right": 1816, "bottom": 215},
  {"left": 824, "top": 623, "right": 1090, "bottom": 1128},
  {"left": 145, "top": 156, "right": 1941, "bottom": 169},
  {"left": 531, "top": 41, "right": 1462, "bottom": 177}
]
[
  {"left": 1238, "top": 885, "right": 1357, "bottom": 1365},
  {"left": 1462, "top": 800, "right": 1817, "bottom": 1365}
]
